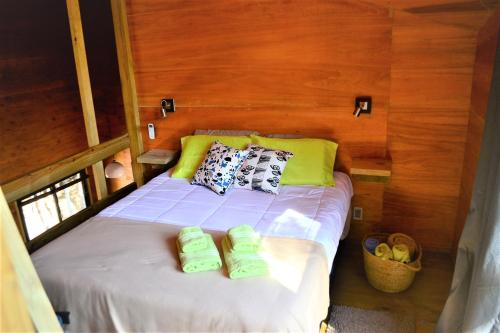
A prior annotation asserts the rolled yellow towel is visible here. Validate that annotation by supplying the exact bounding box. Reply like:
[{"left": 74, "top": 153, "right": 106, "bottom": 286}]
[
  {"left": 392, "top": 244, "right": 411, "bottom": 263},
  {"left": 375, "top": 243, "right": 393, "bottom": 260}
]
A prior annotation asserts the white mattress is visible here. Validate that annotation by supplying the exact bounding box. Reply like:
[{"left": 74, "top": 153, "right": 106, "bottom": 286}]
[{"left": 99, "top": 170, "right": 353, "bottom": 270}]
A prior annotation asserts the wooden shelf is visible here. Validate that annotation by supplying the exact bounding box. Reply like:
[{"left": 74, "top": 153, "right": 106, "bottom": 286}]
[
  {"left": 137, "top": 149, "right": 178, "bottom": 165},
  {"left": 350, "top": 158, "right": 391, "bottom": 182}
]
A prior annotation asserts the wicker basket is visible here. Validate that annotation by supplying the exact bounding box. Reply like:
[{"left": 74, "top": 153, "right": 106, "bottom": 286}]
[{"left": 362, "top": 233, "right": 422, "bottom": 293}]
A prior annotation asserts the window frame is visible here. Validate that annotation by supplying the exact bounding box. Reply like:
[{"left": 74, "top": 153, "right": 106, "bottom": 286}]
[{"left": 17, "top": 170, "right": 91, "bottom": 243}]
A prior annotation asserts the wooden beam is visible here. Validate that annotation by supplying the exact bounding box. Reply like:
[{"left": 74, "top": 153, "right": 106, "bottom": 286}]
[
  {"left": 0, "top": 188, "right": 62, "bottom": 332},
  {"left": 66, "top": 0, "right": 108, "bottom": 199},
  {"left": 1, "top": 238, "right": 33, "bottom": 332},
  {"left": 110, "top": 0, "right": 145, "bottom": 186},
  {"left": 2, "top": 134, "right": 130, "bottom": 203}
]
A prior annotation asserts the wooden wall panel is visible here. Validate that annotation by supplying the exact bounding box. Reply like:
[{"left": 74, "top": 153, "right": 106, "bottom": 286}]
[
  {"left": 385, "top": 10, "right": 478, "bottom": 251},
  {"left": 128, "top": 0, "right": 392, "bottom": 160},
  {"left": 0, "top": 0, "right": 87, "bottom": 184},
  {"left": 453, "top": 9, "right": 500, "bottom": 251},
  {"left": 0, "top": 0, "right": 127, "bottom": 186},
  {"left": 80, "top": 0, "right": 127, "bottom": 142},
  {"left": 348, "top": 180, "right": 385, "bottom": 241},
  {"left": 127, "top": 0, "right": 498, "bottom": 252}
]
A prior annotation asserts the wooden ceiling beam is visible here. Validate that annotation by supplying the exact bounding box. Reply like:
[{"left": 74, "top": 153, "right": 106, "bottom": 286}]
[{"left": 66, "top": 0, "right": 108, "bottom": 199}]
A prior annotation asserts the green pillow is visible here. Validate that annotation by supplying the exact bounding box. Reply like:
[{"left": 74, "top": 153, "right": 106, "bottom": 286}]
[
  {"left": 172, "top": 135, "right": 252, "bottom": 179},
  {"left": 251, "top": 135, "right": 338, "bottom": 186}
]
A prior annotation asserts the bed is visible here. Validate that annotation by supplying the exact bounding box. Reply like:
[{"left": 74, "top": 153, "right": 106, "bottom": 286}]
[{"left": 31, "top": 169, "right": 353, "bottom": 332}]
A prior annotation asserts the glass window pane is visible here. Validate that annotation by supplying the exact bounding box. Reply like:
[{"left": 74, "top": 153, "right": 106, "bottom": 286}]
[
  {"left": 56, "top": 182, "right": 87, "bottom": 220},
  {"left": 21, "top": 195, "right": 59, "bottom": 240},
  {"left": 55, "top": 173, "right": 81, "bottom": 188},
  {"left": 20, "top": 188, "right": 52, "bottom": 203},
  {"left": 20, "top": 194, "right": 35, "bottom": 203}
]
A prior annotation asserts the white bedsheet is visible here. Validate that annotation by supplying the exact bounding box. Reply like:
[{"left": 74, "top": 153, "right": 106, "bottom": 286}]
[{"left": 99, "top": 170, "right": 353, "bottom": 270}]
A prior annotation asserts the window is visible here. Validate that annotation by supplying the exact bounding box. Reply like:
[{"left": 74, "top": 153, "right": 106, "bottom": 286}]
[{"left": 17, "top": 171, "right": 90, "bottom": 241}]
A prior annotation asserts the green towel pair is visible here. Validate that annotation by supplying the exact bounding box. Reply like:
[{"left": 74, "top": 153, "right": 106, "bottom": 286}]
[
  {"left": 177, "top": 232, "right": 222, "bottom": 273},
  {"left": 228, "top": 224, "right": 261, "bottom": 252},
  {"left": 178, "top": 226, "right": 208, "bottom": 253},
  {"left": 177, "top": 225, "right": 267, "bottom": 278},
  {"left": 222, "top": 235, "right": 268, "bottom": 279}
]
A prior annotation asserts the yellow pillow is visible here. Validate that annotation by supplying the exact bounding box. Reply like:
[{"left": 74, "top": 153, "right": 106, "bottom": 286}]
[
  {"left": 172, "top": 135, "right": 252, "bottom": 179},
  {"left": 251, "top": 135, "right": 338, "bottom": 186}
]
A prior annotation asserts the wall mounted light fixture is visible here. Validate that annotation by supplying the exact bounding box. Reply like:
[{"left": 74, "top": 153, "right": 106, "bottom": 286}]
[
  {"left": 160, "top": 98, "right": 175, "bottom": 118},
  {"left": 353, "top": 96, "right": 372, "bottom": 117},
  {"left": 104, "top": 160, "right": 125, "bottom": 178}
]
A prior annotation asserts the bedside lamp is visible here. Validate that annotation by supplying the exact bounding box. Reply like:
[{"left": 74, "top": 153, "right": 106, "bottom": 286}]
[{"left": 105, "top": 160, "right": 125, "bottom": 179}]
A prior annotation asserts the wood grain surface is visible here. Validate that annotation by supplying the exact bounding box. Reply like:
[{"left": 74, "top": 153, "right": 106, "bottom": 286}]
[
  {"left": 0, "top": 0, "right": 87, "bottom": 184},
  {"left": 111, "top": 0, "right": 145, "bottom": 186},
  {"left": 126, "top": 0, "right": 498, "bottom": 252},
  {"left": 453, "top": 9, "right": 500, "bottom": 253},
  {"left": 66, "top": 0, "right": 108, "bottom": 199},
  {"left": 0, "top": 0, "right": 126, "bottom": 185},
  {"left": 384, "top": 9, "right": 480, "bottom": 251},
  {"left": 128, "top": 0, "right": 392, "bottom": 162},
  {"left": 0, "top": 0, "right": 498, "bottom": 253}
]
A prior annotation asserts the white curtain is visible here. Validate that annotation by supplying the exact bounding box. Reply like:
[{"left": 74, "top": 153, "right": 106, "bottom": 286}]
[{"left": 436, "top": 38, "right": 500, "bottom": 333}]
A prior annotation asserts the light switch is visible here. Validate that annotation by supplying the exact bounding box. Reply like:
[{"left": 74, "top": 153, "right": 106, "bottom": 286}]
[{"left": 147, "top": 123, "right": 155, "bottom": 139}]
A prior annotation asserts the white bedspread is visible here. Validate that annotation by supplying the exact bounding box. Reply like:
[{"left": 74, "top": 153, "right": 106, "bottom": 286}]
[
  {"left": 32, "top": 219, "right": 331, "bottom": 332},
  {"left": 99, "top": 171, "right": 353, "bottom": 270}
]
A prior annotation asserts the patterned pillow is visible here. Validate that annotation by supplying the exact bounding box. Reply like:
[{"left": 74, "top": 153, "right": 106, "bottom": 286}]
[
  {"left": 234, "top": 145, "right": 265, "bottom": 190},
  {"left": 191, "top": 141, "right": 249, "bottom": 195},
  {"left": 235, "top": 144, "right": 293, "bottom": 194}
]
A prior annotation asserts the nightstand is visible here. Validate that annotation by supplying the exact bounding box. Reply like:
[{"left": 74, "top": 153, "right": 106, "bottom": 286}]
[
  {"left": 350, "top": 158, "right": 391, "bottom": 183},
  {"left": 348, "top": 157, "right": 392, "bottom": 240},
  {"left": 137, "top": 149, "right": 179, "bottom": 181},
  {"left": 137, "top": 149, "right": 178, "bottom": 165}
]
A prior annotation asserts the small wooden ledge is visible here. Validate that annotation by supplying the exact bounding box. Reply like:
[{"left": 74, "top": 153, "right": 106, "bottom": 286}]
[
  {"left": 137, "top": 149, "right": 178, "bottom": 165},
  {"left": 350, "top": 158, "right": 391, "bottom": 183}
]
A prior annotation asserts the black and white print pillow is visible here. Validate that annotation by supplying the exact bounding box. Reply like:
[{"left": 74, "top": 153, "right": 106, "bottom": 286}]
[
  {"left": 191, "top": 141, "right": 249, "bottom": 195},
  {"left": 235, "top": 144, "right": 293, "bottom": 194},
  {"left": 234, "top": 145, "right": 265, "bottom": 190}
]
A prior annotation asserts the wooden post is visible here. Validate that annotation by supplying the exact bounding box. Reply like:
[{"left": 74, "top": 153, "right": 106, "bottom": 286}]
[
  {"left": 66, "top": 0, "right": 108, "bottom": 199},
  {"left": 0, "top": 188, "right": 62, "bottom": 332},
  {"left": 110, "top": 0, "right": 145, "bottom": 186}
]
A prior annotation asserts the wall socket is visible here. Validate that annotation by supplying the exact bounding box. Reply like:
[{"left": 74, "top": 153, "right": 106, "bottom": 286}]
[{"left": 353, "top": 207, "right": 363, "bottom": 221}]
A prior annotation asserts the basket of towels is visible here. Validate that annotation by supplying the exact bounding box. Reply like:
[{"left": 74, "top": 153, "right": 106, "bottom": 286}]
[{"left": 362, "top": 233, "right": 422, "bottom": 293}]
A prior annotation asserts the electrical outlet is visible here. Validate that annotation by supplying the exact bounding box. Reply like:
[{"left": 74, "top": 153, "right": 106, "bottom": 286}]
[{"left": 353, "top": 207, "right": 363, "bottom": 221}]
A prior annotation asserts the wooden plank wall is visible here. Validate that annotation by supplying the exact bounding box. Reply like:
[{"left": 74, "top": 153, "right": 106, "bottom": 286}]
[
  {"left": 0, "top": 0, "right": 87, "bottom": 184},
  {"left": 0, "top": 0, "right": 126, "bottom": 185},
  {"left": 127, "top": 0, "right": 498, "bottom": 252},
  {"left": 383, "top": 6, "right": 480, "bottom": 251},
  {"left": 128, "top": 0, "right": 392, "bottom": 161},
  {"left": 80, "top": 0, "right": 127, "bottom": 142},
  {"left": 453, "top": 9, "right": 500, "bottom": 251},
  {"left": 382, "top": 1, "right": 498, "bottom": 251}
]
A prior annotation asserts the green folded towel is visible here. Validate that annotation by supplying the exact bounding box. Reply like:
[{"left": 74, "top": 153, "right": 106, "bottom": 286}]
[
  {"left": 222, "top": 236, "right": 268, "bottom": 279},
  {"left": 178, "top": 226, "right": 208, "bottom": 253},
  {"left": 228, "top": 224, "right": 261, "bottom": 252},
  {"left": 177, "top": 234, "right": 222, "bottom": 273}
]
